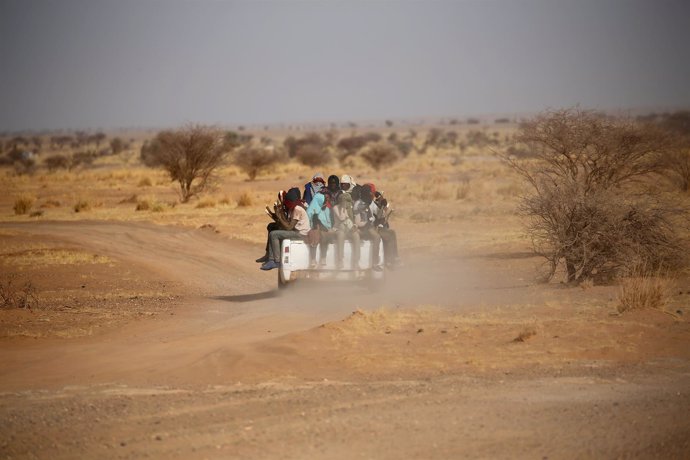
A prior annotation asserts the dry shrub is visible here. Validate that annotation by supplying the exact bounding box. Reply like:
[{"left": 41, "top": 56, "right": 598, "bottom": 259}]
[
  {"left": 219, "top": 195, "right": 233, "bottom": 206},
  {"left": 0, "top": 274, "right": 38, "bottom": 309},
  {"left": 196, "top": 197, "right": 216, "bottom": 209},
  {"left": 392, "top": 140, "right": 414, "bottom": 157},
  {"left": 138, "top": 176, "right": 153, "bottom": 187},
  {"left": 237, "top": 191, "right": 253, "bottom": 207},
  {"left": 617, "top": 270, "right": 672, "bottom": 313},
  {"left": 501, "top": 108, "right": 686, "bottom": 284},
  {"left": 140, "top": 137, "right": 164, "bottom": 167},
  {"left": 424, "top": 128, "right": 460, "bottom": 149},
  {"left": 44, "top": 154, "right": 70, "bottom": 171},
  {"left": 70, "top": 151, "right": 96, "bottom": 170},
  {"left": 284, "top": 133, "right": 327, "bottom": 159},
  {"left": 465, "top": 129, "right": 499, "bottom": 148},
  {"left": 295, "top": 143, "right": 332, "bottom": 167},
  {"left": 360, "top": 142, "right": 401, "bottom": 170},
  {"left": 336, "top": 134, "right": 379, "bottom": 161},
  {"left": 74, "top": 199, "right": 91, "bottom": 212},
  {"left": 233, "top": 146, "right": 285, "bottom": 181},
  {"left": 14, "top": 194, "right": 36, "bottom": 215}
]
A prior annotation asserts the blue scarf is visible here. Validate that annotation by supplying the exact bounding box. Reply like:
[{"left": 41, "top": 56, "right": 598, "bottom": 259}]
[{"left": 306, "top": 193, "right": 332, "bottom": 229}]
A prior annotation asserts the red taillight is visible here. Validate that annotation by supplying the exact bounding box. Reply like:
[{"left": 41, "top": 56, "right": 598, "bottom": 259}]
[{"left": 284, "top": 246, "right": 290, "bottom": 253}]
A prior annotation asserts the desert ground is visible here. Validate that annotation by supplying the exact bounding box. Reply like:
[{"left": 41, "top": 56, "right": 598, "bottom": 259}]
[{"left": 1, "top": 124, "right": 689, "bottom": 459}]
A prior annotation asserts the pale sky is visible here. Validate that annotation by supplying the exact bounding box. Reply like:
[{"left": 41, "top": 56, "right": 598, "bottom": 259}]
[{"left": 1, "top": 0, "right": 689, "bottom": 131}]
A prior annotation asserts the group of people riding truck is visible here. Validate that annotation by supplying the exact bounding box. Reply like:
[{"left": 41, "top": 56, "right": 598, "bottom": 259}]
[{"left": 256, "top": 173, "right": 401, "bottom": 272}]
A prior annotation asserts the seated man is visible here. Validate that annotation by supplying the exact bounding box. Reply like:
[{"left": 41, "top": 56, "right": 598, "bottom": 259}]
[
  {"left": 332, "top": 191, "right": 360, "bottom": 269},
  {"left": 303, "top": 173, "right": 325, "bottom": 205},
  {"left": 260, "top": 187, "right": 310, "bottom": 271},
  {"left": 305, "top": 192, "right": 336, "bottom": 268},
  {"left": 322, "top": 174, "right": 342, "bottom": 206},
  {"left": 340, "top": 174, "right": 356, "bottom": 194},
  {"left": 368, "top": 184, "right": 401, "bottom": 268},
  {"left": 354, "top": 185, "right": 382, "bottom": 271},
  {"left": 256, "top": 190, "right": 287, "bottom": 263}
]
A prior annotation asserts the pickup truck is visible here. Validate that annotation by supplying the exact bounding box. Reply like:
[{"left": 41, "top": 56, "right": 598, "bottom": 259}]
[{"left": 278, "top": 238, "right": 384, "bottom": 289}]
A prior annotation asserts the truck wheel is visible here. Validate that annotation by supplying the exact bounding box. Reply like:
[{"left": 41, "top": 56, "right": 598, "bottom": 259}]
[{"left": 278, "top": 271, "right": 289, "bottom": 289}]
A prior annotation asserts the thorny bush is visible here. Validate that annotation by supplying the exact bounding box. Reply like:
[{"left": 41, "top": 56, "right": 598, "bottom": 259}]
[{"left": 501, "top": 108, "right": 687, "bottom": 284}]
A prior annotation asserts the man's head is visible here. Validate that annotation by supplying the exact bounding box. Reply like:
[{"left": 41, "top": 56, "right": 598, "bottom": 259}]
[
  {"left": 327, "top": 175, "right": 340, "bottom": 193},
  {"left": 284, "top": 187, "right": 301, "bottom": 210},
  {"left": 360, "top": 184, "right": 374, "bottom": 205},
  {"left": 340, "top": 174, "right": 355, "bottom": 192},
  {"left": 312, "top": 173, "right": 325, "bottom": 185}
]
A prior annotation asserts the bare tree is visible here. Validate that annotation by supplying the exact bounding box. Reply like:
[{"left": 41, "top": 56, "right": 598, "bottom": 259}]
[
  {"left": 501, "top": 108, "right": 685, "bottom": 284},
  {"left": 153, "top": 125, "right": 227, "bottom": 202}
]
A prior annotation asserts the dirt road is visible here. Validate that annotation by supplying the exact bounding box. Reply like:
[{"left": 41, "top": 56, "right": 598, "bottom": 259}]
[{"left": 1, "top": 221, "right": 689, "bottom": 459}]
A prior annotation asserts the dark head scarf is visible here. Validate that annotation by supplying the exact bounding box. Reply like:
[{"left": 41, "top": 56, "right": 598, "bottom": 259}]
[{"left": 284, "top": 187, "right": 302, "bottom": 210}]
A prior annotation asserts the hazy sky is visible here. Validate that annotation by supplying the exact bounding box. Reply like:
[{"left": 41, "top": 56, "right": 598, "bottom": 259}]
[{"left": 1, "top": 0, "right": 689, "bottom": 131}]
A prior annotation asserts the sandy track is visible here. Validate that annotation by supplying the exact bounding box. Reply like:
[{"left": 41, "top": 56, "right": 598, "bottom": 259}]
[
  {"left": 2, "top": 221, "right": 689, "bottom": 459},
  {"left": 0, "top": 220, "right": 545, "bottom": 389}
]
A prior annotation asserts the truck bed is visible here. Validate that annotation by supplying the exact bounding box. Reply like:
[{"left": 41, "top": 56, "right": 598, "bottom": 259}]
[{"left": 278, "top": 239, "right": 384, "bottom": 287}]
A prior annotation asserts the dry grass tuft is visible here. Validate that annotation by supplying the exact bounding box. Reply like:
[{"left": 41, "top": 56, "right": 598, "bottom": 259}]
[
  {"left": 135, "top": 196, "right": 165, "bottom": 212},
  {"left": 0, "top": 274, "right": 38, "bottom": 309},
  {"left": 13, "top": 194, "right": 36, "bottom": 215},
  {"left": 455, "top": 180, "right": 471, "bottom": 200},
  {"left": 138, "top": 176, "right": 153, "bottom": 187},
  {"left": 73, "top": 199, "right": 91, "bottom": 213},
  {"left": 135, "top": 197, "right": 151, "bottom": 211},
  {"left": 196, "top": 197, "right": 216, "bottom": 209},
  {"left": 119, "top": 194, "right": 138, "bottom": 204},
  {"left": 237, "top": 191, "right": 253, "bottom": 207},
  {"left": 40, "top": 199, "right": 62, "bottom": 208},
  {"left": 151, "top": 203, "right": 166, "bottom": 213},
  {"left": 617, "top": 272, "right": 672, "bottom": 313},
  {"left": 512, "top": 328, "right": 537, "bottom": 342},
  {"left": 579, "top": 278, "right": 595, "bottom": 290},
  {"left": 219, "top": 195, "right": 233, "bottom": 206}
]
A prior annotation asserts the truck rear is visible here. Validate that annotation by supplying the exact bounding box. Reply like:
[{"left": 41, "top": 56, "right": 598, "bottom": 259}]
[{"left": 278, "top": 239, "right": 384, "bottom": 288}]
